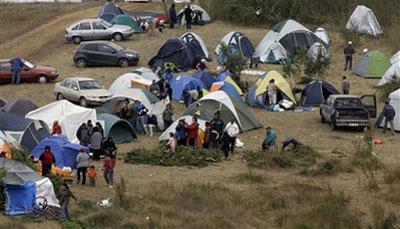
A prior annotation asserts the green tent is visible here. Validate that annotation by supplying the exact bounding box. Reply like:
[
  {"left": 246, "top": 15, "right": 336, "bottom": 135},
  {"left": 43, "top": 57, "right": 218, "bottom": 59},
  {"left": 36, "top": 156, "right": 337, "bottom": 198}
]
[
  {"left": 353, "top": 51, "right": 390, "bottom": 78},
  {"left": 111, "top": 15, "right": 143, "bottom": 33},
  {"left": 97, "top": 113, "right": 136, "bottom": 143}
]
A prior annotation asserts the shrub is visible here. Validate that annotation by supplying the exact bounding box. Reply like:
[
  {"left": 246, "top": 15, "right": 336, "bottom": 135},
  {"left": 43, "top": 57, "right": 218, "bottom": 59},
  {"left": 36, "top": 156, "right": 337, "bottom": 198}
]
[
  {"left": 218, "top": 43, "right": 247, "bottom": 83},
  {"left": 301, "top": 158, "right": 353, "bottom": 176}
]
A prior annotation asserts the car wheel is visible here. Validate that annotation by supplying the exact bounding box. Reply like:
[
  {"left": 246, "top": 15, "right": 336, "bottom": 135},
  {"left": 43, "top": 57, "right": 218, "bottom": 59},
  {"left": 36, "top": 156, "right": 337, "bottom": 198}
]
[
  {"left": 79, "top": 97, "right": 88, "bottom": 107},
  {"left": 76, "top": 58, "right": 87, "bottom": 68},
  {"left": 56, "top": 93, "right": 64, "bottom": 100},
  {"left": 112, "top": 33, "right": 123, "bottom": 41},
  {"left": 37, "top": 75, "right": 48, "bottom": 84},
  {"left": 118, "top": 58, "right": 129, "bottom": 67},
  {"left": 72, "top": 36, "right": 82, "bottom": 44}
]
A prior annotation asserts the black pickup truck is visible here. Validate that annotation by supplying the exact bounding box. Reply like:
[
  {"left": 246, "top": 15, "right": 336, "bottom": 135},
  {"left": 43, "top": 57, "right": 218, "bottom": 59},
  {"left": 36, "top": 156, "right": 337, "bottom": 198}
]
[{"left": 320, "top": 95, "right": 376, "bottom": 130}]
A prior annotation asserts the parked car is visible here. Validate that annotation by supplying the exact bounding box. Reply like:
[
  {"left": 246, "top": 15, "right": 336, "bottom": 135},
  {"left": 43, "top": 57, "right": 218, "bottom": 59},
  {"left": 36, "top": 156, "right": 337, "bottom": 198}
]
[
  {"left": 54, "top": 77, "right": 113, "bottom": 107},
  {"left": 320, "top": 95, "right": 376, "bottom": 130},
  {"left": 65, "top": 18, "right": 134, "bottom": 44},
  {"left": 0, "top": 59, "right": 59, "bottom": 85},
  {"left": 73, "top": 41, "right": 139, "bottom": 68}
]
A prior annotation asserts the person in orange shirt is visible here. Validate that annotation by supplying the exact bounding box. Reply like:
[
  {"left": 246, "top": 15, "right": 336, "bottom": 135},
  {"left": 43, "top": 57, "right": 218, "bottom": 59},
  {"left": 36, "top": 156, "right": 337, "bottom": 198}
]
[
  {"left": 52, "top": 120, "right": 62, "bottom": 135},
  {"left": 87, "top": 165, "right": 97, "bottom": 187}
]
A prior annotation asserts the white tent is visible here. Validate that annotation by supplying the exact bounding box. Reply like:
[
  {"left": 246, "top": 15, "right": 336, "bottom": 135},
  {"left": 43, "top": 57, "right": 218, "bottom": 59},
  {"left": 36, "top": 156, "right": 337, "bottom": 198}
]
[
  {"left": 0, "top": 130, "right": 17, "bottom": 146},
  {"left": 314, "top": 27, "right": 330, "bottom": 45},
  {"left": 180, "top": 32, "right": 210, "bottom": 59},
  {"left": 376, "top": 89, "right": 400, "bottom": 132},
  {"left": 307, "top": 42, "right": 329, "bottom": 62},
  {"left": 215, "top": 31, "right": 255, "bottom": 58},
  {"left": 390, "top": 51, "right": 400, "bottom": 64},
  {"left": 109, "top": 73, "right": 155, "bottom": 92},
  {"left": 177, "top": 4, "right": 211, "bottom": 25},
  {"left": 378, "top": 61, "right": 400, "bottom": 86},
  {"left": 132, "top": 67, "right": 160, "bottom": 82},
  {"left": 159, "top": 115, "right": 206, "bottom": 141},
  {"left": 346, "top": 5, "right": 383, "bottom": 36},
  {"left": 26, "top": 100, "right": 97, "bottom": 143}
]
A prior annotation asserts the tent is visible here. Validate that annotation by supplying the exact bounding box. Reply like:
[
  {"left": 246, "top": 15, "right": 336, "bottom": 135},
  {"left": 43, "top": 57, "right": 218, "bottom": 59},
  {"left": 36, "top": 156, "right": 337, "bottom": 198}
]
[
  {"left": 111, "top": 14, "right": 143, "bottom": 33},
  {"left": 253, "top": 19, "right": 326, "bottom": 64},
  {"left": 177, "top": 4, "right": 211, "bottom": 26},
  {"left": 314, "top": 27, "right": 330, "bottom": 45},
  {"left": 26, "top": 100, "right": 97, "bottom": 143},
  {"left": 169, "top": 75, "right": 205, "bottom": 101},
  {"left": 31, "top": 135, "right": 84, "bottom": 168},
  {"left": 210, "top": 81, "right": 242, "bottom": 102},
  {"left": 0, "top": 113, "right": 50, "bottom": 152},
  {"left": 378, "top": 61, "right": 400, "bottom": 85},
  {"left": 390, "top": 51, "right": 400, "bottom": 64},
  {"left": 307, "top": 42, "right": 329, "bottom": 62},
  {"left": 0, "top": 97, "right": 7, "bottom": 108},
  {"left": 183, "top": 91, "right": 262, "bottom": 131},
  {"left": 193, "top": 71, "right": 215, "bottom": 89},
  {"left": 300, "top": 80, "right": 339, "bottom": 106},
  {"left": 247, "top": 70, "right": 296, "bottom": 109},
  {"left": 0, "top": 129, "right": 17, "bottom": 158},
  {"left": 97, "top": 113, "right": 136, "bottom": 143},
  {"left": 132, "top": 67, "right": 160, "bottom": 82},
  {"left": 109, "top": 72, "right": 159, "bottom": 92},
  {"left": 180, "top": 32, "right": 210, "bottom": 60},
  {"left": 98, "top": 2, "right": 124, "bottom": 22},
  {"left": 346, "top": 5, "right": 382, "bottom": 37},
  {"left": 215, "top": 31, "right": 255, "bottom": 58},
  {"left": 0, "top": 99, "right": 38, "bottom": 117},
  {"left": 353, "top": 51, "right": 390, "bottom": 78},
  {"left": 0, "top": 158, "right": 59, "bottom": 215},
  {"left": 376, "top": 89, "right": 400, "bottom": 132},
  {"left": 159, "top": 115, "right": 207, "bottom": 141}
]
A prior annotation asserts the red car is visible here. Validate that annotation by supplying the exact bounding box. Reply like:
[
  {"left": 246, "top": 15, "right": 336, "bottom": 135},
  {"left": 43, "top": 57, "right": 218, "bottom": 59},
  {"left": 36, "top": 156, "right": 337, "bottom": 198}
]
[{"left": 0, "top": 59, "right": 59, "bottom": 84}]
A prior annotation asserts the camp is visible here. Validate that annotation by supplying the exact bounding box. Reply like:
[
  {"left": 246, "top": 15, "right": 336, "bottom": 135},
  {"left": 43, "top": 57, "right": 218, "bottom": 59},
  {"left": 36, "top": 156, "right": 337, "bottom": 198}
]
[
  {"left": 0, "top": 129, "right": 16, "bottom": 158},
  {"left": 306, "top": 42, "right": 329, "bottom": 63},
  {"left": 0, "top": 113, "right": 50, "bottom": 152},
  {"left": 0, "top": 158, "right": 59, "bottom": 216},
  {"left": 376, "top": 89, "right": 400, "bottom": 132},
  {"left": 253, "top": 19, "right": 327, "bottom": 64},
  {"left": 183, "top": 91, "right": 262, "bottom": 131},
  {"left": 215, "top": 31, "right": 255, "bottom": 59},
  {"left": 177, "top": 4, "right": 211, "bottom": 26},
  {"left": 346, "top": 5, "right": 382, "bottom": 37},
  {"left": 169, "top": 75, "right": 205, "bottom": 101},
  {"left": 26, "top": 100, "right": 97, "bottom": 143},
  {"left": 98, "top": 2, "right": 125, "bottom": 22},
  {"left": 379, "top": 60, "right": 400, "bottom": 85},
  {"left": 97, "top": 113, "right": 136, "bottom": 143},
  {"left": 192, "top": 70, "right": 214, "bottom": 89},
  {"left": 31, "top": 135, "right": 83, "bottom": 168},
  {"left": 0, "top": 99, "right": 38, "bottom": 117},
  {"left": 247, "top": 70, "right": 296, "bottom": 109},
  {"left": 111, "top": 14, "right": 143, "bottom": 33},
  {"left": 180, "top": 32, "right": 210, "bottom": 61},
  {"left": 300, "top": 80, "right": 339, "bottom": 106},
  {"left": 159, "top": 115, "right": 207, "bottom": 142},
  {"left": 353, "top": 51, "right": 390, "bottom": 78},
  {"left": 314, "top": 27, "right": 330, "bottom": 45}
]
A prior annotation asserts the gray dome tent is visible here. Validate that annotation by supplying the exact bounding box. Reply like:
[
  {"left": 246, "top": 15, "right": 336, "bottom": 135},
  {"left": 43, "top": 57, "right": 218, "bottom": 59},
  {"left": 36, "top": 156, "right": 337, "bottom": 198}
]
[
  {"left": 0, "top": 99, "right": 38, "bottom": 117},
  {"left": 97, "top": 113, "right": 136, "bottom": 143}
]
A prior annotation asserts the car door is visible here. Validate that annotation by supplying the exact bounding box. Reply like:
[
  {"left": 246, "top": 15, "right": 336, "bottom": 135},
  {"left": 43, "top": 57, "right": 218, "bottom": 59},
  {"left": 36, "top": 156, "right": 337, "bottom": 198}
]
[
  {"left": 61, "top": 79, "right": 73, "bottom": 100},
  {"left": 77, "top": 22, "right": 93, "bottom": 40},
  {"left": 0, "top": 62, "right": 12, "bottom": 84},
  {"left": 20, "top": 65, "right": 33, "bottom": 83},
  {"left": 98, "top": 44, "right": 118, "bottom": 66},
  {"left": 69, "top": 80, "right": 81, "bottom": 102},
  {"left": 92, "top": 22, "right": 109, "bottom": 40},
  {"left": 361, "top": 95, "right": 377, "bottom": 118},
  {"left": 81, "top": 44, "right": 101, "bottom": 65}
]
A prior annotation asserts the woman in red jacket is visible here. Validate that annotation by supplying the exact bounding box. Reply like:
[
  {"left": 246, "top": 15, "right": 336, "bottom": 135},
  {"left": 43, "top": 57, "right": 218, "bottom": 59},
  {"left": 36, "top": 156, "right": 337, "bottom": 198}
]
[
  {"left": 187, "top": 116, "right": 199, "bottom": 147},
  {"left": 52, "top": 120, "right": 62, "bottom": 135},
  {"left": 39, "top": 145, "right": 56, "bottom": 176}
]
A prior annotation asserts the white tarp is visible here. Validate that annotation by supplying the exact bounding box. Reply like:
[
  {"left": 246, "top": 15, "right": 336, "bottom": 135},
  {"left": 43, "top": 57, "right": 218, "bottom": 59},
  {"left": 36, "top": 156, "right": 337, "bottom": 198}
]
[
  {"left": 390, "top": 51, "right": 400, "bottom": 64},
  {"left": 378, "top": 61, "right": 400, "bottom": 86},
  {"left": 159, "top": 115, "right": 206, "bottom": 141},
  {"left": 36, "top": 178, "right": 60, "bottom": 208},
  {"left": 346, "top": 5, "right": 383, "bottom": 36},
  {"left": 26, "top": 100, "right": 96, "bottom": 142}
]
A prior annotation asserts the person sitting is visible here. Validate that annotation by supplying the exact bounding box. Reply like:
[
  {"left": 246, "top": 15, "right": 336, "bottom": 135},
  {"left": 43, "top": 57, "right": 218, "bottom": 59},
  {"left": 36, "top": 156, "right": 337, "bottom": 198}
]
[
  {"left": 52, "top": 120, "right": 62, "bottom": 135},
  {"left": 166, "top": 132, "right": 177, "bottom": 152},
  {"left": 262, "top": 127, "right": 277, "bottom": 151}
]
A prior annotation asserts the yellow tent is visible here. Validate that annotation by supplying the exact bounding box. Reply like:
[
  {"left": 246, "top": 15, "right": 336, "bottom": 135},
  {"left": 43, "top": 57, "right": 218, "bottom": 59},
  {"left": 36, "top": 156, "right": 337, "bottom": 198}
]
[
  {"left": 225, "top": 76, "right": 243, "bottom": 95},
  {"left": 254, "top": 70, "right": 296, "bottom": 103}
]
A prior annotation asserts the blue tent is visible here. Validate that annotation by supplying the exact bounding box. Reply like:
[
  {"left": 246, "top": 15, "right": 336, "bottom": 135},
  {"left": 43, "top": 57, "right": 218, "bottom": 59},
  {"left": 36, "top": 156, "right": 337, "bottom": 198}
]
[
  {"left": 31, "top": 135, "right": 85, "bottom": 168},
  {"left": 220, "top": 81, "right": 242, "bottom": 102},
  {"left": 0, "top": 113, "right": 50, "bottom": 152},
  {"left": 215, "top": 71, "right": 232, "bottom": 82},
  {"left": 5, "top": 181, "right": 36, "bottom": 215},
  {"left": 169, "top": 75, "right": 205, "bottom": 101},
  {"left": 300, "top": 80, "right": 339, "bottom": 106},
  {"left": 247, "top": 84, "right": 268, "bottom": 109},
  {"left": 98, "top": 2, "right": 124, "bottom": 22},
  {"left": 193, "top": 71, "right": 214, "bottom": 89}
]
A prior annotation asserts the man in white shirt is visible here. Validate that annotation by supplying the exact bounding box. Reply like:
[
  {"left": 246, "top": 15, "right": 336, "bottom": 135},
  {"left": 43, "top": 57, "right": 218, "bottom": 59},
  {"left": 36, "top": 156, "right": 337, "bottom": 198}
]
[{"left": 224, "top": 119, "right": 240, "bottom": 154}]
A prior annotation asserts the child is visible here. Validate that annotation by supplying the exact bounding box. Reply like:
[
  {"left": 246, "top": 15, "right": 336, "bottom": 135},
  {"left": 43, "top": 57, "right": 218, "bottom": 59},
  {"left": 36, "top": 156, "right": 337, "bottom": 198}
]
[
  {"left": 166, "top": 132, "right": 177, "bottom": 152},
  {"left": 87, "top": 165, "right": 97, "bottom": 187},
  {"left": 103, "top": 153, "right": 115, "bottom": 188}
]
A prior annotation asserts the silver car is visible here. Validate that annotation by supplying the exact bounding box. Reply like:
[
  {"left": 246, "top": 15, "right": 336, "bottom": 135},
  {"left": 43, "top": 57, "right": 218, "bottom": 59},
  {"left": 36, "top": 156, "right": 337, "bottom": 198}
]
[
  {"left": 54, "top": 77, "right": 113, "bottom": 107},
  {"left": 65, "top": 18, "right": 134, "bottom": 44}
]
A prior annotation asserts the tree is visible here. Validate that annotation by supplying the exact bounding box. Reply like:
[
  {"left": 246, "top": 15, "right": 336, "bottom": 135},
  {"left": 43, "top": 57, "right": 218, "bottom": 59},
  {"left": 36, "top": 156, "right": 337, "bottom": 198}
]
[{"left": 218, "top": 43, "right": 247, "bottom": 84}]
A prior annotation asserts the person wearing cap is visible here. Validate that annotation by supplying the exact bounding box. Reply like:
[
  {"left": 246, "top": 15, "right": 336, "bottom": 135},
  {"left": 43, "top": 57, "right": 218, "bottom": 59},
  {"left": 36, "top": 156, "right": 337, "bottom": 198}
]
[
  {"left": 344, "top": 41, "right": 355, "bottom": 71},
  {"left": 382, "top": 100, "right": 396, "bottom": 135},
  {"left": 75, "top": 148, "right": 89, "bottom": 185},
  {"left": 341, "top": 76, "right": 350, "bottom": 95},
  {"left": 262, "top": 127, "right": 277, "bottom": 151},
  {"left": 39, "top": 145, "right": 56, "bottom": 176}
]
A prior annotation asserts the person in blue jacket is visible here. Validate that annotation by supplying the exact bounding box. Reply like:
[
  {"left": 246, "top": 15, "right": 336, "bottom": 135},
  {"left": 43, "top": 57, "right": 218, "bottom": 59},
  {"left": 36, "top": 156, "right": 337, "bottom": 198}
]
[
  {"left": 10, "top": 57, "right": 25, "bottom": 85},
  {"left": 262, "top": 127, "right": 277, "bottom": 151}
]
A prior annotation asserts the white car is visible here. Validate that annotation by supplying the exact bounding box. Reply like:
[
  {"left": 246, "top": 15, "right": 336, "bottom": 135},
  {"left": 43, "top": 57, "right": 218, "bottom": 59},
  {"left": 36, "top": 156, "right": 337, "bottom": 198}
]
[{"left": 54, "top": 77, "right": 113, "bottom": 107}]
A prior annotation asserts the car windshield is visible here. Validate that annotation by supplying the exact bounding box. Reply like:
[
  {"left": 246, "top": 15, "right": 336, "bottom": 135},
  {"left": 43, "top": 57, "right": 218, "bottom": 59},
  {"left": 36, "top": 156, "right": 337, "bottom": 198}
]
[
  {"left": 22, "top": 59, "right": 35, "bottom": 69},
  {"left": 107, "top": 42, "right": 124, "bottom": 51},
  {"left": 79, "top": 80, "right": 102, "bottom": 89},
  {"left": 335, "top": 98, "right": 362, "bottom": 109}
]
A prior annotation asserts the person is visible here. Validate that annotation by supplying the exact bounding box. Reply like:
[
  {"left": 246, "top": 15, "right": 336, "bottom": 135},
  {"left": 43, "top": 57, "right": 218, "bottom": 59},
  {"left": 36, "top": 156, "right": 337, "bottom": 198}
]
[
  {"left": 184, "top": 5, "right": 193, "bottom": 29},
  {"left": 262, "top": 127, "right": 277, "bottom": 151},
  {"left": 57, "top": 182, "right": 77, "bottom": 221},
  {"left": 87, "top": 165, "right": 97, "bottom": 187},
  {"left": 103, "top": 137, "right": 117, "bottom": 157},
  {"left": 10, "top": 57, "right": 24, "bottom": 85},
  {"left": 344, "top": 41, "right": 355, "bottom": 71},
  {"left": 158, "top": 78, "right": 166, "bottom": 97},
  {"left": 224, "top": 119, "right": 240, "bottom": 154},
  {"left": 103, "top": 153, "right": 115, "bottom": 188},
  {"left": 166, "top": 132, "right": 177, "bottom": 152},
  {"left": 163, "top": 104, "right": 174, "bottom": 130},
  {"left": 75, "top": 148, "right": 89, "bottom": 185},
  {"left": 187, "top": 116, "right": 199, "bottom": 147},
  {"left": 144, "top": 113, "right": 157, "bottom": 137},
  {"left": 136, "top": 100, "right": 148, "bottom": 134},
  {"left": 87, "top": 120, "right": 94, "bottom": 138},
  {"left": 120, "top": 99, "right": 131, "bottom": 121},
  {"left": 341, "top": 76, "right": 350, "bottom": 95},
  {"left": 282, "top": 137, "right": 302, "bottom": 151},
  {"left": 221, "top": 132, "right": 231, "bottom": 159},
  {"left": 149, "top": 80, "right": 160, "bottom": 97},
  {"left": 175, "top": 119, "right": 187, "bottom": 146},
  {"left": 267, "top": 79, "right": 277, "bottom": 106},
  {"left": 96, "top": 122, "right": 104, "bottom": 137},
  {"left": 157, "top": 19, "right": 166, "bottom": 33},
  {"left": 52, "top": 120, "right": 62, "bottom": 135},
  {"left": 168, "top": 3, "right": 177, "bottom": 29},
  {"left": 196, "top": 59, "right": 208, "bottom": 71},
  {"left": 140, "top": 19, "right": 149, "bottom": 33},
  {"left": 39, "top": 146, "right": 55, "bottom": 176},
  {"left": 210, "top": 111, "right": 224, "bottom": 143},
  {"left": 89, "top": 127, "right": 103, "bottom": 161},
  {"left": 203, "top": 122, "right": 212, "bottom": 149},
  {"left": 382, "top": 100, "right": 396, "bottom": 135},
  {"left": 165, "top": 80, "right": 173, "bottom": 101},
  {"left": 183, "top": 90, "right": 191, "bottom": 108},
  {"left": 76, "top": 123, "right": 90, "bottom": 146}
]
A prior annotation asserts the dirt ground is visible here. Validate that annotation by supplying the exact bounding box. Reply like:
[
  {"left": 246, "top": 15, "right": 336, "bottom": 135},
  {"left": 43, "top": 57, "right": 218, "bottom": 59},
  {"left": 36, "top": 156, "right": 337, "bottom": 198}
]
[{"left": 0, "top": 2, "right": 399, "bottom": 228}]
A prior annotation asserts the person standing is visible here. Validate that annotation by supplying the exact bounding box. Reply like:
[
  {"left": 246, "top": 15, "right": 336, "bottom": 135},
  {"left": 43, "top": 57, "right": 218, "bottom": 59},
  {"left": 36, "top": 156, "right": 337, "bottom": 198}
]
[
  {"left": 136, "top": 101, "right": 148, "bottom": 134},
  {"left": 95, "top": 122, "right": 104, "bottom": 137},
  {"left": 39, "top": 146, "right": 56, "bottom": 176},
  {"left": 87, "top": 165, "right": 97, "bottom": 187},
  {"left": 57, "top": 182, "right": 77, "bottom": 221},
  {"left": 10, "top": 57, "right": 24, "bottom": 85},
  {"left": 52, "top": 120, "right": 62, "bottom": 135},
  {"left": 203, "top": 122, "right": 212, "bottom": 149},
  {"left": 187, "top": 116, "right": 199, "bottom": 147},
  {"left": 89, "top": 127, "right": 103, "bottom": 161},
  {"left": 175, "top": 119, "right": 188, "bottom": 146},
  {"left": 149, "top": 80, "right": 160, "bottom": 97},
  {"left": 382, "top": 100, "right": 396, "bottom": 135},
  {"left": 87, "top": 120, "right": 94, "bottom": 138},
  {"left": 184, "top": 5, "right": 193, "bottom": 29},
  {"left": 344, "top": 41, "right": 355, "bottom": 71},
  {"left": 163, "top": 104, "right": 174, "bottom": 130},
  {"left": 168, "top": 3, "right": 177, "bottom": 29},
  {"left": 342, "top": 76, "right": 350, "bottom": 95},
  {"left": 210, "top": 111, "right": 224, "bottom": 145},
  {"left": 103, "top": 153, "right": 115, "bottom": 188},
  {"left": 75, "top": 149, "right": 89, "bottom": 185},
  {"left": 267, "top": 79, "right": 277, "bottom": 106},
  {"left": 224, "top": 119, "right": 240, "bottom": 154},
  {"left": 76, "top": 123, "right": 90, "bottom": 146},
  {"left": 166, "top": 132, "right": 177, "bottom": 152}
]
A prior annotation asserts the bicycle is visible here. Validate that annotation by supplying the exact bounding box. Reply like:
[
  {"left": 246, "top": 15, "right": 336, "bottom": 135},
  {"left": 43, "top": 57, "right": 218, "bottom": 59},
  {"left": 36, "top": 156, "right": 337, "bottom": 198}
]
[{"left": 28, "top": 196, "right": 61, "bottom": 220}]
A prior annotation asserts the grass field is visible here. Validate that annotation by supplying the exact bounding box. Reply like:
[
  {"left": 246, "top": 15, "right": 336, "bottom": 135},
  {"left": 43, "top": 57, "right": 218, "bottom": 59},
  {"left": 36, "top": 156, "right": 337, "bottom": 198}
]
[{"left": 0, "top": 2, "right": 399, "bottom": 228}]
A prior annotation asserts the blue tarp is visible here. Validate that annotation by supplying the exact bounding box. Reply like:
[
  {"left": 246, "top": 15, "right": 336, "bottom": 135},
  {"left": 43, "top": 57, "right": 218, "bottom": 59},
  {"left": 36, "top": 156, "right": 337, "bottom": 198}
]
[
  {"left": 300, "top": 80, "right": 339, "bottom": 106},
  {"left": 193, "top": 71, "right": 214, "bottom": 89},
  {"left": 31, "top": 135, "right": 85, "bottom": 168},
  {"left": 5, "top": 181, "right": 36, "bottom": 216},
  {"left": 169, "top": 75, "right": 205, "bottom": 101}
]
